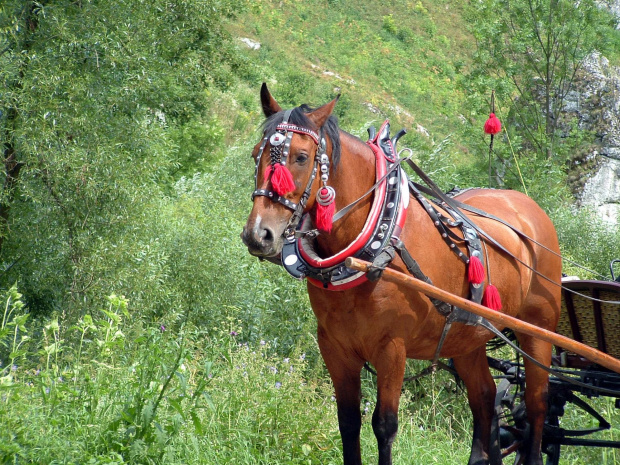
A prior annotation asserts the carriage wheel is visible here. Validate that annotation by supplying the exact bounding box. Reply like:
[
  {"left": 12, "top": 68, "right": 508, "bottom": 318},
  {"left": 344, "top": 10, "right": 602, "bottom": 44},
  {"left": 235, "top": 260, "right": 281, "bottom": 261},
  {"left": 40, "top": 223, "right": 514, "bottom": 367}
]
[
  {"left": 494, "top": 377, "right": 563, "bottom": 465},
  {"left": 543, "top": 414, "right": 561, "bottom": 465},
  {"left": 494, "top": 378, "right": 529, "bottom": 465}
]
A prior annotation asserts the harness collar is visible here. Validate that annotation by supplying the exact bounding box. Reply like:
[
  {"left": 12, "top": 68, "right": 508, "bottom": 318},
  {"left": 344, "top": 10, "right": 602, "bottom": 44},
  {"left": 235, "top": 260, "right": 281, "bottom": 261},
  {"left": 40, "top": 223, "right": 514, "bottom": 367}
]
[{"left": 281, "top": 120, "right": 409, "bottom": 290}]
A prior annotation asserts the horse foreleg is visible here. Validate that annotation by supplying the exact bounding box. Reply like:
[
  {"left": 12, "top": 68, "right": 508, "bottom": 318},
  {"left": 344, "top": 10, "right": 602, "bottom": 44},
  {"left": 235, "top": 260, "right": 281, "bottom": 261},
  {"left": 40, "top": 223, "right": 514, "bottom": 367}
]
[
  {"left": 453, "top": 346, "right": 500, "bottom": 465},
  {"left": 318, "top": 330, "right": 365, "bottom": 465},
  {"left": 370, "top": 340, "right": 407, "bottom": 465},
  {"left": 515, "top": 334, "right": 553, "bottom": 465}
]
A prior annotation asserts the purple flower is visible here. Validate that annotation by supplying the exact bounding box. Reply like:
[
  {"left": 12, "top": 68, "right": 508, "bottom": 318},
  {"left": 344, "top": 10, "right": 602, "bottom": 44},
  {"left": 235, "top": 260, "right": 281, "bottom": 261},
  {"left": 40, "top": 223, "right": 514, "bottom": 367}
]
[
  {"left": 269, "top": 366, "right": 278, "bottom": 374},
  {"left": 275, "top": 381, "right": 282, "bottom": 389},
  {"left": 230, "top": 331, "right": 238, "bottom": 336},
  {"left": 260, "top": 340, "right": 266, "bottom": 346},
  {"left": 160, "top": 325, "right": 166, "bottom": 332}
]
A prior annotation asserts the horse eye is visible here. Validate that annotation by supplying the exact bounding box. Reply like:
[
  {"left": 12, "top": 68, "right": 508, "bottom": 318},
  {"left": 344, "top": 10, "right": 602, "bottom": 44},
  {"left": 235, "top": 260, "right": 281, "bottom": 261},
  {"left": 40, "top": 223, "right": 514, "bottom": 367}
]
[{"left": 295, "top": 153, "right": 309, "bottom": 164}]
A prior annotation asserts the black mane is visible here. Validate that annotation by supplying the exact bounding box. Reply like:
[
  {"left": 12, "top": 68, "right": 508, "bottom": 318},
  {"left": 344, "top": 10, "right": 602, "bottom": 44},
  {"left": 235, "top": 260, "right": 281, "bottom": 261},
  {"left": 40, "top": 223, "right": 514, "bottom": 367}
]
[{"left": 261, "top": 105, "right": 342, "bottom": 167}]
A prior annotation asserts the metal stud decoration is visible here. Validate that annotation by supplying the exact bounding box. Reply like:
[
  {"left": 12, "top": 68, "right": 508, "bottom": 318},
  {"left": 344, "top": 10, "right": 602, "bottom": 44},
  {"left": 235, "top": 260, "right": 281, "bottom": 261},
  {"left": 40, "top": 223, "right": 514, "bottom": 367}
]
[{"left": 314, "top": 144, "right": 336, "bottom": 233}]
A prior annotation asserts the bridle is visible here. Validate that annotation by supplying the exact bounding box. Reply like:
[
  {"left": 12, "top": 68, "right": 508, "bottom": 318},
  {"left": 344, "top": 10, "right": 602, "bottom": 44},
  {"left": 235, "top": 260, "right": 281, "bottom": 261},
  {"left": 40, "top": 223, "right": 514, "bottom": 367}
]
[{"left": 251, "top": 108, "right": 328, "bottom": 241}]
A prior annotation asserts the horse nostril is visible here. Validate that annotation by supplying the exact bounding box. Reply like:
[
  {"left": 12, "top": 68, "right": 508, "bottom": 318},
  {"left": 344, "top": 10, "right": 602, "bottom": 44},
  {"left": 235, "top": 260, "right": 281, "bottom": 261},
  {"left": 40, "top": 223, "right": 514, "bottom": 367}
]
[
  {"left": 262, "top": 226, "right": 275, "bottom": 244},
  {"left": 242, "top": 223, "right": 277, "bottom": 251}
]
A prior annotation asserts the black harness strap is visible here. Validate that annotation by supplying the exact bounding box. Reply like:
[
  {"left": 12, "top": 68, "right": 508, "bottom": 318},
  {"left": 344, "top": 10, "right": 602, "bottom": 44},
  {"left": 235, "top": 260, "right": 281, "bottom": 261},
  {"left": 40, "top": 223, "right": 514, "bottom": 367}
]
[{"left": 408, "top": 168, "right": 620, "bottom": 306}]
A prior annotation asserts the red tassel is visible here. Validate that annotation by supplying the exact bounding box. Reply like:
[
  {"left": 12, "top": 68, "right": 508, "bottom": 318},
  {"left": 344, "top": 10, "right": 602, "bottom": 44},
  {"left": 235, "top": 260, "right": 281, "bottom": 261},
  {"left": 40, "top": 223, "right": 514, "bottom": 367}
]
[
  {"left": 315, "top": 200, "right": 335, "bottom": 233},
  {"left": 484, "top": 113, "right": 502, "bottom": 135},
  {"left": 270, "top": 163, "right": 296, "bottom": 196},
  {"left": 482, "top": 284, "right": 502, "bottom": 311},
  {"left": 264, "top": 164, "right": 273, "bottom": 181},
  {"left": 468, "top": 255, "right": 485, "bottom": 285}
]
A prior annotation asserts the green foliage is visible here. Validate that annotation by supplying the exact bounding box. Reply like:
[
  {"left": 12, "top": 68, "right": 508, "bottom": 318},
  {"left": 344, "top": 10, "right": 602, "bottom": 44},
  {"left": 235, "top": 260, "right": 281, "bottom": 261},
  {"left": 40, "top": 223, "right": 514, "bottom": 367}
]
[
  {"left": 0, "top": 0, "right": 246, "bottom": 317},
  {"left": 0, "top": 0, "right": 619, "bottom": 463},
  {"left": 552, "top": 206, "right": 620, "bottom": 279},
  {"left": 0, "top": 284, "right": 475, "bottom": 464},
  {"left": 465, "top": 0, "right": 612, "bottom": 162},
  {"left": 0, "top": 285, "right": 29, "bottom": 384}
]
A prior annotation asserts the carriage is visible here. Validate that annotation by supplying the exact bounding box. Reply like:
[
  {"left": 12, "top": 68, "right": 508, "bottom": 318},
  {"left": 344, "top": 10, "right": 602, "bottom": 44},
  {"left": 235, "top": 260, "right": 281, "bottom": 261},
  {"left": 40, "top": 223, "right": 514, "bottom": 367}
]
[
  {"left": 490, "top": 264, "right": 620, "bottom": 464},
  {"left": 242, "top": 84, "right": 620, "bottom": 465}
]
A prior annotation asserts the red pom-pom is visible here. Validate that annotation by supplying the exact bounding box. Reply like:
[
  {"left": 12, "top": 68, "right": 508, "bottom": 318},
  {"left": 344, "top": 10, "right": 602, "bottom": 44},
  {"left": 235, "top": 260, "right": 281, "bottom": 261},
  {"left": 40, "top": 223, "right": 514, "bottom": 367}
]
[
  {"left": 264, "top": 164, "right": 273, "bottom": 181},
  {"left": 270, "top": 163, "right": 296, "bottom": 196},
  {"left": 482, "top": 284, "right": 502, "bottom": 311},
  {"left": 315, "top": 199, "right": 335, "bottom": 233},
  {"left": 484, "top": 113, "right": 502, "bottom": 135},
  {"left": 468, "top": 255, "right": 485, "bottom": 285}
]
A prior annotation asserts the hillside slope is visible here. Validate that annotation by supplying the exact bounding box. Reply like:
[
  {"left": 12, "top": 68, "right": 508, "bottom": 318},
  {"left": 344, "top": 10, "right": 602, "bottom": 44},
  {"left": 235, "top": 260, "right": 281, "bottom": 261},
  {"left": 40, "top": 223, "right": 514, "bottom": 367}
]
[{"left": 228, "top": 0, "right": 482, "bottom": 169}]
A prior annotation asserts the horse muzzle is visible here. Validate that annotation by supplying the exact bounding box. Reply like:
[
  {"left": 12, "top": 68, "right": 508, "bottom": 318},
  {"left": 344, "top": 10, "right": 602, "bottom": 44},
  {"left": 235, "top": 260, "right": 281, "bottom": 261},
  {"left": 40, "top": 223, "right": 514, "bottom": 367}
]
[{"left": 241, "top": 221, "right": 283, "bottom": 259}]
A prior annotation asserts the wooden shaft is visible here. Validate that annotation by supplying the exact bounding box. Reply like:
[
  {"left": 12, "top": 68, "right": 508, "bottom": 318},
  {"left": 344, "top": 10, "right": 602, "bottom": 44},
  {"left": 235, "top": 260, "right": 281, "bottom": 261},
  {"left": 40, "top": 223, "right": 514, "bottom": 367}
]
[{"left": 345, "top": 257, "right": 620, "bottom": 374}]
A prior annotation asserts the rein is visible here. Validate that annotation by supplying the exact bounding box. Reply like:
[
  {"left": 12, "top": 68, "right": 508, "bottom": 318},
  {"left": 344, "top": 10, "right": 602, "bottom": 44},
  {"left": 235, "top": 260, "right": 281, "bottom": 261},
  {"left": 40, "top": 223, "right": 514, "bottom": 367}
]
[{"left": 405, "top": 159, "right": 620, "bottom": 305}]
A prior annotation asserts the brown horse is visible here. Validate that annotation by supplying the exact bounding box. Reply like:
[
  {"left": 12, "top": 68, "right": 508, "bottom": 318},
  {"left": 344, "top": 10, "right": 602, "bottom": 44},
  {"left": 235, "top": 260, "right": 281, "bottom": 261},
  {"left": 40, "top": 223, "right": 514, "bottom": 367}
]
[{"left": 242, "top": 84, "right": 562, "bottom": 465}]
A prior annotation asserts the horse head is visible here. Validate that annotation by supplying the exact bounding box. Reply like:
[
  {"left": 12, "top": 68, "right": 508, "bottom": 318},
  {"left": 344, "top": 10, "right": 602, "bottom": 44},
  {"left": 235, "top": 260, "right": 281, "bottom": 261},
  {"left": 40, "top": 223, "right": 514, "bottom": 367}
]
[{"left": 242, "top": 83, "right": 340, "bottom": 259}]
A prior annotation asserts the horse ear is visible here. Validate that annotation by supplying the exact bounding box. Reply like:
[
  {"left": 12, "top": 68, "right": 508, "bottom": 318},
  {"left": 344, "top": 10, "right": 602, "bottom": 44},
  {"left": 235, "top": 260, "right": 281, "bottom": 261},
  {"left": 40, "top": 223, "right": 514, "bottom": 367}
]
[
  {"left": 260, "top": 83, "right": 282, "bottom": 117},
  {"left": 306, "top": 95, "right": 340, "bottom": 128}
]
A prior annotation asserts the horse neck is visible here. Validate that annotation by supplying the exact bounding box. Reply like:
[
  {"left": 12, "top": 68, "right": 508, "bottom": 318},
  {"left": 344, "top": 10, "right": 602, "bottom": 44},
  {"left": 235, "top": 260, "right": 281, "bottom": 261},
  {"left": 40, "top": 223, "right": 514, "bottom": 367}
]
[{"left": 314, "top": 131, "right": 376, "bottom": 257}]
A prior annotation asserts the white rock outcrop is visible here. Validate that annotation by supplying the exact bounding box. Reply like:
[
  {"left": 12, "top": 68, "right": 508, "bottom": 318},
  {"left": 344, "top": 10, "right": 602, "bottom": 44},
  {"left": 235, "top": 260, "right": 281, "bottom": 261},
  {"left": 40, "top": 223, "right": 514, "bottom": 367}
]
[{"left": 564, "top": 51, "right": 620, "bottom": 224}]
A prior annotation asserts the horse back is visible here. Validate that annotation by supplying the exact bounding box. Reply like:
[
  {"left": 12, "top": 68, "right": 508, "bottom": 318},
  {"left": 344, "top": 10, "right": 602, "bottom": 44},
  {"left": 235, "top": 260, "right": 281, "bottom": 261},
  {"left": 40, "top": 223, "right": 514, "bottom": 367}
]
[{"left": 453, "top": 188, "right": 562, "bottom": 323}]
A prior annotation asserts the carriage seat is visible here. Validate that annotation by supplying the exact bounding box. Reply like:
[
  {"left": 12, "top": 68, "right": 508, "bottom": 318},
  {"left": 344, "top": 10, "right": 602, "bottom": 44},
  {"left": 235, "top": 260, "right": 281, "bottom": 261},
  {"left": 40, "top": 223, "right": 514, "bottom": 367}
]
[{"left": 554, "top": 279, "right": 620, "bottom": 367}]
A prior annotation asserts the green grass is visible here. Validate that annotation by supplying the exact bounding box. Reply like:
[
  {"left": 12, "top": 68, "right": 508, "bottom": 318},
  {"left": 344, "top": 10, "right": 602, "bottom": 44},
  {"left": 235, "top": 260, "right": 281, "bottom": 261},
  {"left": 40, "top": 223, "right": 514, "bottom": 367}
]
[
  {"left": 3, "top": 282, "right": 620, "bottom": 464},
  {"left": 0, "top": 285, "right": 476, "bottom": 464}
]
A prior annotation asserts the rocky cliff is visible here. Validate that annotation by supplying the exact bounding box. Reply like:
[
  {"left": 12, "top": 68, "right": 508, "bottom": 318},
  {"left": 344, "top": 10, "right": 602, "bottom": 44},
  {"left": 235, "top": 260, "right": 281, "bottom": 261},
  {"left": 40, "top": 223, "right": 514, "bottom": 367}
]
[{"left": 564, "top": 51, "right": 620, "bottom": 224}]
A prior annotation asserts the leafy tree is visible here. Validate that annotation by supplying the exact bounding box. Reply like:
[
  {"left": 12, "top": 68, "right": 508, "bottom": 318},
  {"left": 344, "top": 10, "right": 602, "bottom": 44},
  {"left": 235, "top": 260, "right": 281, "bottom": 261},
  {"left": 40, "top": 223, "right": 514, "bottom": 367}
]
[
  {"left": 466, "top": 0, "right": 605, "bottom": 160},
  {"left": 0, "top": 0, "right": 240, "bottom": 316}
]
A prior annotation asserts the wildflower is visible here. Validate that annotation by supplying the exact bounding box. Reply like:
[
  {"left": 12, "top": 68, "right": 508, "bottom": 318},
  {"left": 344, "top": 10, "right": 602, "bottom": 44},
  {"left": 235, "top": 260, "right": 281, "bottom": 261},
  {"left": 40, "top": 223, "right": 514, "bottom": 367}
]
[
  {"left": 283, "top": 358, "right": 290, "bottom": 363},
  {"left": 45, "top": 387, "right": 50, "bottom": 394},
  {"left": 260, "top": 340, "right": 266, "bottom": 346},
  {"left": 11, "top": 365, "right": 17, "bottom": 371},
  {"left": 160, "top": 325, "right": 166, "bottom": 332},
  {"left": 269, "top": 366, "right": 278, "bottom": 374},
  {"left": 275, "top": 381, "right": 282, "bottom": 389},
  {"left": 230, "top": 331, "right": 238, "bottom": 336},
  {"left": 299, "top": 353, "right": 306, "bottom": 361}
]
